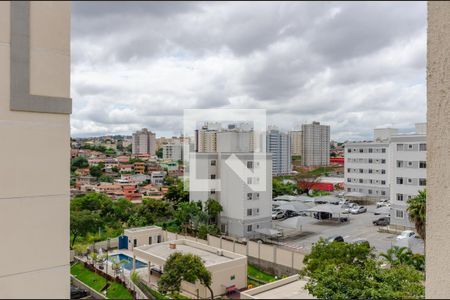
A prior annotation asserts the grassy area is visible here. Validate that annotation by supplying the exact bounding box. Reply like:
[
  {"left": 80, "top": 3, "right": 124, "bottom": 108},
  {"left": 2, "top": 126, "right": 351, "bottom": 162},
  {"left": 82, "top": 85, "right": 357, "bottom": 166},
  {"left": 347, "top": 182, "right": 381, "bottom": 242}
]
[
  {"left": 106, "top": 282, "right": 133, "bottom": 299},
  {"left": 248, "top": 264, "right": 277, "bottom": 283},
  {"left": 71, "top": 263, "right": 133, "bottom": 299},
  {"left": 138, "top": 282, "right": 168, "bottom": 299},
  {"left": 307, "top": 166, "right": 336, "bottom": 176},
  {"left": 71, "top": 263, "right": 107, "bottom": 292}
]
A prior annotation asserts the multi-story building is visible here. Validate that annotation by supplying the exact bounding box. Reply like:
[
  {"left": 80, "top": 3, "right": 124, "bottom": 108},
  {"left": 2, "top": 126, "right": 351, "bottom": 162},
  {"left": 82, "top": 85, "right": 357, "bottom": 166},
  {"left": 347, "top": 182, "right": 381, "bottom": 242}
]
[
  {"left": 0, "top": 2, "right": 71, "bottom": 297},
  {"left": 190, "top": 123, "right": 272, "bottom": 239},
  {"left": 266, "top": 127, "right": 291, "bottom": 176},
  {"left": 132, "top": 128, "right": 156, "bottom": 155},
  {"left": 289, "top": 130, "right": 303, "bottom": 157},
  {"left": 195, "top": 122, "right": 220, "bottom": 152},
  {"left": 389, "top": 123, "right": 427, "bottom": 230},
  {"left": 162, "top": 142, "right": 183, "bottom": 161},
  {"left": 344, "top": 128, "right": 396, "bottom": 199},
  {"left": 301, "top": 121, "right": 330, "bottom": 166}
]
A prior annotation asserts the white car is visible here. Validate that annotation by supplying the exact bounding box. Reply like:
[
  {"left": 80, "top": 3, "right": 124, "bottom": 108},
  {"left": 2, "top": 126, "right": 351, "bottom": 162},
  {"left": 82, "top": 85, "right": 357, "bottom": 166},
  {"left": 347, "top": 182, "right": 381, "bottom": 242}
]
[
  {"left": 376, "top": 199, "right": 390, "bottom": 208},
  {"left": 396, "top": 230, "right": 417, "bottom": 241},
  {"left": 272, "top": 210, "right": 286, "bottom": 220},
  {"left": 350, "top": 206, "right": 367, "bottom": 214}
]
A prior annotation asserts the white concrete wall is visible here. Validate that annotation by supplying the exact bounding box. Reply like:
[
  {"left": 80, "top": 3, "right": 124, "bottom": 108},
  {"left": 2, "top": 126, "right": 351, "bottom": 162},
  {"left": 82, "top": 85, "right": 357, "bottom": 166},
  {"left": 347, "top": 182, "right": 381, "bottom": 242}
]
[{"left": 0, "top": 2, "right": 71, "bottom": 298}]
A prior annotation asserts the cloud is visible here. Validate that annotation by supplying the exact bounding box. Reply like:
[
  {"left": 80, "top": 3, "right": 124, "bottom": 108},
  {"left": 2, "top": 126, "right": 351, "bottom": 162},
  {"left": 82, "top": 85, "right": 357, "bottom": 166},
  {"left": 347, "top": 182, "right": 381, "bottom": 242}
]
[{"left": 71, "top": 1, "right": 426, "bottom": 140}]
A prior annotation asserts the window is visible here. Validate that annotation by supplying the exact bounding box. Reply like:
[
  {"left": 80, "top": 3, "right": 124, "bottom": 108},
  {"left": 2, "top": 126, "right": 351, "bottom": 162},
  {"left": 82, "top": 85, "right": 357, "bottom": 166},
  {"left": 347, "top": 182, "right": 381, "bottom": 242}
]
[
  {"left": 397, "top": 144, "right": 404, "bottom": 151},
  {"left": 210, "top": 174, "right": 216, "bottom": 179},
  {"left": 397, "top": 160, "right": 403, "bottom": 168},
  {"left": 369, "top": 148, "right": 373, "bottom": 153},
  {"left": 247, "top": 225, "right": 253, "bottom": 232},
  {"left": 408, "top": 161, "right": 413, "bottom": 167},
  {"left": 210, "top": 160, "right": 216, "bottom": 166},
  {"left": 210, "top": 189, "right": 216, "bottom": 194},
  {"left": 368, "top": 169, "right": 373, "bottom": 174},
  {"left": 397, "top": 193, "right": 404, "bottom": 201},
  {"left": 381, "top": 148, "right": 386, "bottom": 153},
  {"left": 347, "top": 168, "right": 350, "bottom": 172},
  {"left": 157, "top": 235, "right": 162, "bottom": 243},
  {"left": 359, "top": 149, "right": 363, "bottom": 153},
  {"left": 397, "top": 177, "right": 403, "bottom": 184},
  {"left": 419, "top": 143, "right": 427, "bottom": 151},
  {"left": 408, "top": 144, "right": 413, "bottom": 149},
  {"left": 368, "top": 189, "right": 372, "bottom": 194},
  {"left": 368, "top": 159, "right": 373, "bottom": 163},
  {"left": 347, "top": 178, "right": 351, "bottom": 183},
  {"left": 133, "top": 239, "right": 137, "bottom": 247},
  {"left": 381, "top": 169, "right": 386, "bottom": 174},
  {"left": 381, "top": 180, "right": 386, "bottom": 185},
  {"left": 359, "top": 169, "right": 363, "bottom": 173},
  {"left": 419, "top": 178, "right": 427, "bottom": 186},
  {"left": 247, "top": 161, "right": 253, "bottom": 169},
  {"left": 408, "top": 178, "right": 412, "bottom": 184},
  {"left": 359, "top": 179, "right": 363, "bottom": 183},
  {"left": 247, "top": 209, "right": 253, "bottom": 216},
  {"left": 247, "top": 193, "right": 253, "bottom": 200},
  {"left": 254, "top": 193, "right": 260, "bottom": 200},
  {"left": 230, "top": 275, "right": 235, "bottom": 280},
  {"left": 381, "top": 159, "right": 386, "bottom": 164},
  {"left": 149, "top": 237, "right": 152, "bottom": 244},
  {"left": 247, "top": 177, "right": 252, "bottom": 184},
  {"left": 419, "top": 161, "right": 427, "bottom": 168},
  {"left": 347, "top": 148, "right": 351, "bottom": 153},
  {"left": 396, "top": 210, "right": 404, "bottom": 219},
  {"left": 381, "top": 191, "right": 386, "bottom": 196},
  {"left": 254, "top": 208, "right": 260, "bottom": 215}
]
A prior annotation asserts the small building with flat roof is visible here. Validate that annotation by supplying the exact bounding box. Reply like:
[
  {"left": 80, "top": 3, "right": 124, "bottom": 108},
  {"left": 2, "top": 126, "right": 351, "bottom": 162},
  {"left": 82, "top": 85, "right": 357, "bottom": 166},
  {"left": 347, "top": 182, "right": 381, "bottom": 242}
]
[
  {"left": 123, "top": 226, "right": 164, "bottom": 250},
  {"left": 133, "top": 239, "right": 247, "bottom": 298},
  {"left": 240, "top": 274, "right": 314, "bottom": 299}
]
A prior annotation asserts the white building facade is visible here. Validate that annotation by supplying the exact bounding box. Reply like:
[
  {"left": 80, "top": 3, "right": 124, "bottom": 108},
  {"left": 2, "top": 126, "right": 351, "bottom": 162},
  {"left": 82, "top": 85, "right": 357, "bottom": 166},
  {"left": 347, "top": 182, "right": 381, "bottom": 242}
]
[
  {"left": 289, "top": 130, "right": 303, "bottom": 156},
  {"left": 389, "top": 124, "right": 427, "bottom": 230},
  {"left": 301, "top": 122, "right": 330, "bottom": 166},
  {"left": 266, "top": 128, "right": 291, "bottom": 176},
  {"left": 162, "top": 142, "right": 183, "bottom": 161}
]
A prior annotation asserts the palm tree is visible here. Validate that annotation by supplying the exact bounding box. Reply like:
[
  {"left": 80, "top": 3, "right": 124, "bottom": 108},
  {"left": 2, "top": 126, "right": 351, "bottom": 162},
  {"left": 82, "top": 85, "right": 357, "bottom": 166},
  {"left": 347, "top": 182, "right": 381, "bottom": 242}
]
[
  {"left": 380, "top": 246, "right": 412, "bottom": 266},
  {"left": 407, "top": 189, "right": 426, "bottom": 241}
]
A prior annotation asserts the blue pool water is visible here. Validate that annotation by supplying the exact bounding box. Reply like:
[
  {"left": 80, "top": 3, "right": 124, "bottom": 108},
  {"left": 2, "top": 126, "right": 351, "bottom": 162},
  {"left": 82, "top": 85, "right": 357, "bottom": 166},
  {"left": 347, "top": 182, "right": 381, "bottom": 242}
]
[{"left": 109, "top": 254, "right": 147, "bottom": 270}]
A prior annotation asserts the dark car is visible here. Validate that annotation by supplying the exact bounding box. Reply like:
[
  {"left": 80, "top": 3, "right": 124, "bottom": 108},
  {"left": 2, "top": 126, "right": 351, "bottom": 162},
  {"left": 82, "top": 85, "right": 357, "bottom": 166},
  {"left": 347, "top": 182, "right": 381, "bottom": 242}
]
[
  {"left": 326, "top": 235, "right": 344, "bottom": 243},
  {"left": 313, "top": 212, "right": 332, "bottom": 220},
  {"left": 71, "top": 286, "right": 89, "bottom": 299},
  {"left": 285, "top": 210, "right": 299, "bottom": 218},
  {"left": 373, "top": 217, "right": 390, "bottom": 226}
]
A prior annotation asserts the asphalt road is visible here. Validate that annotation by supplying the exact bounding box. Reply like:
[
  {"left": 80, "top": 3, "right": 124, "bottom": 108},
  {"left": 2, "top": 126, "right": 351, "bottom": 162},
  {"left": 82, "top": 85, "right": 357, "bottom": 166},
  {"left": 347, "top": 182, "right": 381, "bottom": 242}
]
[{"left": 274, "top": 204, "right": 424, "bottom": 254}]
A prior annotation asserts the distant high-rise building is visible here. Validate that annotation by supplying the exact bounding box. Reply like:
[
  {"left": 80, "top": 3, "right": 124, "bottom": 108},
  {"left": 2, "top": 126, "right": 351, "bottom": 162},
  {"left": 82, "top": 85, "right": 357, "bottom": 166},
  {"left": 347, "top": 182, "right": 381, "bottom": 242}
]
[
  {"left": 162, "top": 141, "right": 183, "bottom": 161},
  {"left": 132, "top": 128, "right": 156, "bottom": 155},
  {"left": 301, "top": 121, "right": 330, "bottom": 166},
  {"left": 195, "top": 122, "right": 220, "bottom": 152},
  {"left": 266, "top": 127, "right": 291, "bottom": 176},
  {"left": 289, "top": 130, "right": 303, "bottom": 156}
]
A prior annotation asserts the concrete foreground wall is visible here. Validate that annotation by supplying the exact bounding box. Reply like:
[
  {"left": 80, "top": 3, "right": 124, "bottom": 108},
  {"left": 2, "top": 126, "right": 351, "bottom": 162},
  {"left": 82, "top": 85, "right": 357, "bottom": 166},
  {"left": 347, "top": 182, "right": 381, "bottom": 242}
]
[
  {"left": 427, "top": 2, "right": 450, "bottom": 298},
  {"left": 0, "top": 1, "right": 71, "bottom": 298}
]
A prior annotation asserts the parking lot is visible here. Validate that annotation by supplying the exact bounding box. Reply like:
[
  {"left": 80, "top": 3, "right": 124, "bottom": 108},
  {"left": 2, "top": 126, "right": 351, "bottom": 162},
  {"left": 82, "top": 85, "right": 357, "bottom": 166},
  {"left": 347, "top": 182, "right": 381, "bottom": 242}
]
[{"left": 274, "top": 204, "right": 424, "bottom": 254}]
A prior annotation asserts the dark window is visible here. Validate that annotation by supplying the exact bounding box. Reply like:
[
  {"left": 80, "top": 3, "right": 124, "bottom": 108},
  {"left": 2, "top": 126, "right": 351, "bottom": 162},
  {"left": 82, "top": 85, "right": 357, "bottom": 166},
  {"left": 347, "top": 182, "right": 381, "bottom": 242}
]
[
  {"left": 210, "top": 160, "right": 216, "bottom": 166},
  {"left": 210, "top": 189, "right": 216, "bottom": 194},
  {"left": 420, "top": 144, "right": 427, "bottom": 151},
  {"left": 381, "top": 148, "right": 386, "bottom": 153},
  {"left": 133, "top": 239, "right": 137, "bottom": 247},
  {"left": 419, "top": 178, "right": 427, "bottom": 186},
  {"left": 381, "top": 180, "right": 386, "bottom": 185},
  {"left": 419, "top": 161, "right": 427, "bottom": 168},
  {"left": 210, "top": 174, "right": 216, "bottom": 179},
  {"left": 247, "top": 161, "right": 253, "bottom": 168},
  {"left": 149, "top": 237, "right": 152, "bottom": 244},
  {"left": 157, "top": 235, "right": 162, "bottom": 243},
  {"left": 381, "top": 159, "right": 386, "bottom": 164},
  {"left": 247, "top": 209, "right": 252, "bottom": 216},
  {"left": 397, "top": 177, "right": 403, "bottom": 184},
  {"left": 247, "top": 225, "right": 253, "bottom": 232}
]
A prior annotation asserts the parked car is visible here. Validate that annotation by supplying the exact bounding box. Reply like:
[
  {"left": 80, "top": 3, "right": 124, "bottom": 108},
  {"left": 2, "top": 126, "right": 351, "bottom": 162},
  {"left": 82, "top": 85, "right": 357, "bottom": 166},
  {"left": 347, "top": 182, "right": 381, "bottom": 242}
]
[
  {"left": 339, "top": 199, "right": 349, "bottom": 206},
  {"left": 373, "top": 216, "right": 390, "bottom": 226},
  {"left": 272, "top": 210, "right": 286, "bottom": 220},
  {"left": 70, "top": 286, "right": 89, "bottom": 299},
  {"left": 350, "top": 206, "right": 367, "bottom": 214},
  {"left": 313, "top": 211, "right": 332, "bottom": 220},
  {"left": 396, "top": 230, "right": 417, "bottom": 241},
  {"left": 376, "top": 199, "right": 390, "bottom": 208},
  {"left": 326, "top": 235, "right": 344, "bottom": 243},
  {"left": 285, "top": 210, "right": 299, "bottom": 218},
  {"left": 342, "top": 202, "right": 357, "bottom": 211}
]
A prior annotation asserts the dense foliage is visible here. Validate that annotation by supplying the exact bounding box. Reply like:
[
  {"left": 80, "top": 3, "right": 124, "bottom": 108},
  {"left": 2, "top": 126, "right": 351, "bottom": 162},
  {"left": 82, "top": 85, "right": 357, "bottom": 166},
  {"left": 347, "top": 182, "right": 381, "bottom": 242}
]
[
  {"left": 301, "top": 239, "right": 424, "bottom": 299},
  {"left": 407, "top": 189, "right": 426, "bottom": 240}
]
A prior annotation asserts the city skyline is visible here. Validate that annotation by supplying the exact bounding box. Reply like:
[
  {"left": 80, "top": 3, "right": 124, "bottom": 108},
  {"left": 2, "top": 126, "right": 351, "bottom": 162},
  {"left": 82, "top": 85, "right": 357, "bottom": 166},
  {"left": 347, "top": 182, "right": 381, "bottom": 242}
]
[{"left": 71, "top": 2, "right": 426, "bottom": 141}]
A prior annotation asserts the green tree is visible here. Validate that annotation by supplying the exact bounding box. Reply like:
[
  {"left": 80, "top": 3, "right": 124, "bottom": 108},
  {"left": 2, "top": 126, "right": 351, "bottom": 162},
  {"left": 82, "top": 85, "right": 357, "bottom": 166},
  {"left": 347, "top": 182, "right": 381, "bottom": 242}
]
[
  {"left": 380, "top": 246, "right": 425, "bottom": 272},
  {"left": 99, "top": 174, "right": 114, "bottom": 183},
  {"left": 90, "top": 165, "right": 103, "bottom": 178},
  {"left": 158, "top": 252, "right": 214, "bottom": 299},
  {"left": 70, "top": 210, "right": 102, "bottom": 248},
  {"left": 164, "top": 180, "right": 189, "bottom": 204},
  {"left": 105, "top": 148, "right": 116, "bottom": 156},
  {"left": 301, "top": 239, "right": 424, "bottom": 299},
  {"left": 272, "top": 179, "right": 297, "bottom": 197},
  {"left": 175, "top": 201, "right": 202, "bottom": 234},
  {"left": 72, "top": 156, "right": 89, "bottom": 169},
  {"left": 407, "top": 189, "right": 426, "bottom": 240},
  {"left": 111, "top": 198, "right": 134, "bottom": 223},
  {"left": 111, "top": 166, "right": 120, "bottom": 173},
  {"left": 156, "top": 148, "right": 163, "bottom": 158},
  {"left": 205, "top": 198, "right": 223, "bottom": 225}
]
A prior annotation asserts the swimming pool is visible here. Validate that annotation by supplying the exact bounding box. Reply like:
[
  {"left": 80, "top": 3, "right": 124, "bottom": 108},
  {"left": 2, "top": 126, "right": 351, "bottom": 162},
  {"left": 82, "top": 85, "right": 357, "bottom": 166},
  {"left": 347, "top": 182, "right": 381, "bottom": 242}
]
[{"left": 109, "top": 253, "right": 147, "bottom": 271}]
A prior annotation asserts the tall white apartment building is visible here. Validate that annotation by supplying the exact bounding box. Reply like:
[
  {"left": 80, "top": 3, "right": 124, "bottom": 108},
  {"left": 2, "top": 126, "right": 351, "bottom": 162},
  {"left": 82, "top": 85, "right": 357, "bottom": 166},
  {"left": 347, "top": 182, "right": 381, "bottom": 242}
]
[
  {"left": 389, "top": 123, "right": 427, "bottom": 230},
  {"left": 266, "top": 127, "right": 291, "bottom": 176},
  {"left": 132, "top": 128, "right": 156, "bottom": 155},
  {"left": 195, "top": 122, "right": 221, "bottom": 152},
  {"left": 162, "top": 142, "right": 183, "bottom": 161},
  {"left": 301, "top": 121, "right": 330, "bottom": 166},
  {"left": 190, "top": 123, "right": 272, "bottom": 238},
  {"left": 0, "top": 2, "right": 70, "bottom": 297},
  {"left": 289, "top": 130, "right": 303, "bottom": 156},
  {"left": 344, "top": 128, "right": 396, "bottom": 199}
]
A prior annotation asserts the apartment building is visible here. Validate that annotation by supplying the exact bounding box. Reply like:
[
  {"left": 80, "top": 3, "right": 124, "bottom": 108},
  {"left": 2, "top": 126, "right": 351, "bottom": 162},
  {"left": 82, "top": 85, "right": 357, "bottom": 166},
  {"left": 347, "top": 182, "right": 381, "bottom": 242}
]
[
  {"left": 195, "top": 122, "right": 220, "bottom": 152},
  {"left": 189, "top": 152, "right": 272, "bottom": 239},
  {"left": 289, "top": 130, "right": 303, "bottom": 156},
  {"left": 190, "top": 123, "right": 272, "bottom": 238},
  {"left": 132, "top": 128, "right": 156, "bottom": 155},
  {"left": 344, "top": 128, "right": 396, "bottom": 199},
  {"left": 0, "top": 2, "right": 70, "bottom": 297},
  {"left": 389, "top": 123, "right": 427, "bottom": 230},
  {"left": 301, "top": 122, "right": 330, "bottom": 166},
  {"left": 162, "top": 141, "right": 183, "bottom": 161},
  {"left": 266, "top": 127, "right": 291, "bottom": 176}
]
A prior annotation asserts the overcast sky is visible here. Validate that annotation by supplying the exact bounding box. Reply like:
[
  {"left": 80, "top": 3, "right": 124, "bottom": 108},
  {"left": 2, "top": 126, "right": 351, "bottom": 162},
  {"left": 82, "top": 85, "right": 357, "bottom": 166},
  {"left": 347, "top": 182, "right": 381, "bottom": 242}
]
[{"left": 71, "top": 1, "right": 426, "bottom": 141}]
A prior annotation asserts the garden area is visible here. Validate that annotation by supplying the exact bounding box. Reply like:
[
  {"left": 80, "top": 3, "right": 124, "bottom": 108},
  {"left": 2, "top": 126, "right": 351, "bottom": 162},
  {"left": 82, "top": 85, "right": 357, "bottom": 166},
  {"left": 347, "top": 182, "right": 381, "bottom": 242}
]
[
  {"left": 71, "top": 262, "right": 133, "bottom": 299},
  {"left": 247, "top": 264, "right": 278, "bottom": 288}
]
